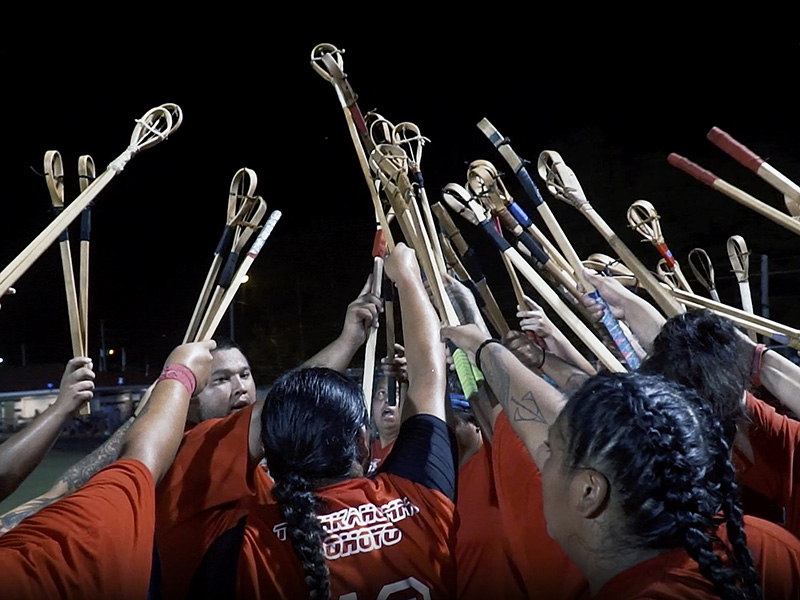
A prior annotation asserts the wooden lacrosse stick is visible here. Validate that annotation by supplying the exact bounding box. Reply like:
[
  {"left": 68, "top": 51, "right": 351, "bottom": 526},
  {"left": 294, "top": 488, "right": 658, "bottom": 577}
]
[
  {"left": 311, "top": 43, "right": 394, "bottom": 251},
  {"left": 582, "top": 253, "right": 638, "bottom": 288},
  {"left": 0, "top": 103, "right": 183, "bottom": 297},
  {"left": 707, "top": 127, "right": 800, "bottom": 217},
  {"left": 668, "top": 153, "right": 800, "bottom": 237},
  {"left": 727, "top": 235, "right": 758, "bottom": 342},
  {"left": 196, "top": 195, "right": 267, "bottom": 342},
  {"left": 687, "top": 248, "right": 721, "bottom": 302},
  {"left": 537, "top": 151, "right": 684, "bottom": 317},
  {"left": 464, "top": 162, "right": 580, "bottom": 299},
  {"left": 393, "top": 122, "right": 447, "bottom": 275},
  {"left": 184, "top": 168, "right": 259, "bottom": 343},
  {"left": 444, "top": 185, "right": 626, "bottom": 372},
  {"left": 44, "top": 151, "right": 84, "bottom": 360},
  {"left": 665, "top": 285, "right": 800, "bottom": 350},
  {"left": 77, "top": 155, "right": 95, "bottom": 357},
  {"left": 627, "top": 199, "right": 693, "bottom": 293},
  {"left": 198, "top": 211, "right": 282, "bottom": 341},
  {"left": 362, "top": 229, "right": 387, "bottom": 417}
]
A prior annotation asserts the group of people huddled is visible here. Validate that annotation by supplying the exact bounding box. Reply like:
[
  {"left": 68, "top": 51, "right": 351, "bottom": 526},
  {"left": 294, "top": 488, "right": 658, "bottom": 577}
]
[{"left": 1, "top": 242, "right": 800, "bottom": 599}]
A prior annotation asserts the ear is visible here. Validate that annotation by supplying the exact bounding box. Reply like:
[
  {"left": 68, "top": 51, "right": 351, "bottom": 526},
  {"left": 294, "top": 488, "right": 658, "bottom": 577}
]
[{"left": 573, "top": 468, "right": 610, "bottom": 518}]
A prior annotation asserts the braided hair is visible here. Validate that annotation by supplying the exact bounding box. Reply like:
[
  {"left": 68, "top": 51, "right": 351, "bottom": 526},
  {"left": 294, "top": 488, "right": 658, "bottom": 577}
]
[
  {"left": 639, "top": 309, "right": 750, "bottom": 444},
  {"left": 262, "top": 367, "right": 368, "bottom": 600},
  {"left": 558, "top": 372, "right": 761, "bottom": 600}
]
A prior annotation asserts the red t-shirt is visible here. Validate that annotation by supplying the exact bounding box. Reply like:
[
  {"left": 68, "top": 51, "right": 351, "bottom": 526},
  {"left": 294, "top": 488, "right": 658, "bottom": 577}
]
[
  {"left": 491, "top": 411, "right": 589, "bottom": 599},
  {"left": 1, "top": 458, "right": 155, "bottom": 600},
  {"left": 367, "top": 437, "right": 396, "bottom": 476},
  {"left": 737, "top": 391, "right": 800, "bottom": 537},
  {"left": 584, "top": 515, "right": 800, "bottom": 600},
  {"left": 455, "top": 439, "right": 526, "bottom": 600},
  {"left": 156, "top": 404, "right": 457, "bottom": 599}
]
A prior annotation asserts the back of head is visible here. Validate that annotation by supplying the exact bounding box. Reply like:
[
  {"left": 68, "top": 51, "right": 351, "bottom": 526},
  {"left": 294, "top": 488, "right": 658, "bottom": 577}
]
[
  {"left": 262, "top": 367, "right": 367, "bottom": 600},
  {"left": 639, "top": 309, "right": 749, "bottom": 444},
  {"left": 558, "top": 372, "right": 761, "bottom": 600}
]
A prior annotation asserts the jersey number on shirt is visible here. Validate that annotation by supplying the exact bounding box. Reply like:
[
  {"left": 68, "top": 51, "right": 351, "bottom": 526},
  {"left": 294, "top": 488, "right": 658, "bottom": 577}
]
[{"left": 339, "top": 576, "right": 431, "bottom": 600}]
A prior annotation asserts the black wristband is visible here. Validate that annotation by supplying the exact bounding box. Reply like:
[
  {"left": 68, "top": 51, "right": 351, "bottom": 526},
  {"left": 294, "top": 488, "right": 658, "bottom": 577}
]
[{"left": 475, "top": 338, "right": 502, "bottom": 373}]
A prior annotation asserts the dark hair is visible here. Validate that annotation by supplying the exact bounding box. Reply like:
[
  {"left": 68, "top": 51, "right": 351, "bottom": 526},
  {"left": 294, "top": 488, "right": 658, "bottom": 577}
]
[
  {"left": 639, "top": 309, "right": 749, "bottom": 444},
  {"left": 262, "top": 367, "right": 368, "bottom": 600},
  {"left": 212, "top": 336, "right": 246, "bottom": 355},
  {"left": 557, "top": 372, "right": 761, "bottom": 600}
]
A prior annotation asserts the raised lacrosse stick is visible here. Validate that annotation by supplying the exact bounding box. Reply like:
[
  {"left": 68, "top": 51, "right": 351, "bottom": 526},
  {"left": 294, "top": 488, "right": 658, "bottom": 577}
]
[
  {"left": 0, "top": 103, "right": 183, "bottom": 297},
  {"left": 665, "top": 285, "right": 800, "bottom": 350},
  {"left": 77, "top": 154, "right": 95, "bottom": 357},
  {"left": 362, "top": 229, "right": 387, "bottom": 417},
  {"left": 465, "top": 161, "right": 580, "bottom": 299},
  {"left": 478, "top": 119, "right": 575, "bottom": 276},
  {"left": 687, "top": 247, "right": 721, "bottom": 302},
  {"left": 443, "top": 185, "right": 626, "bottom": 372},
  {"left": 393, "top": 121, "right": 447, "bottom": 275},
  {"left": 198, "top": 210, "right": 282, "bottom": 341},
  {"left": 537, "top": 151, "right": 684, "bottom": 317},
  {"left": 195, "top": 193, "right": 267, "bottom": 342},
  {"left": 311, "top": 43, "right": 394, "bottom": 251},
  {"left": 727, "top": 235, "right": 758, "bottom": 342},
  {"left": 43, "top": 150, "right": 84, "bottom": 360},
  {"left": 707, "top": 126, "right": 800, "bottom": 217},
  {"left": 582, "top": 253, "right": 638, "bottom": 288},
  {"left": 432, "top": 198, "right": 509, "bottom": 337},
  {"left": 627, "top": 199, "right": 693, "bottom": 293},
  {"left": 184, "top": 168, "right": 259, "bottom": 342},
  {"left": 668, "top": 153, "right": 800, "bottom": 237}
]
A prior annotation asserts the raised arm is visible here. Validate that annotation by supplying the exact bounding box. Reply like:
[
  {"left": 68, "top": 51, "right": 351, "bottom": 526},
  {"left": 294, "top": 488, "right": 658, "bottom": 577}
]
[
  {"left": 516, "top": 294, "right": 596, "bottom": 376},
  {"left": 300, "top": 274, "right": 383, "bottom": 373},
  {"left": 743, "top": 333, "right": 800, "bottom": 416},
  {"left": 0, "top": 356, "right": 94, "bottom": 501},
  {"left": 119, "top": 341, "right": 215, "bottom": 483},
  {"left": 384, "top": 243, "right": 447, "bottom": 421},
  {"left": 441, "top": 323, "right": 566, "bottom": 468},
  {"left": 501, "top": 329, "right": 591, "bottom": 393},
  {"left": 581, "top": 268, "right": 666, "bottom": 354}
]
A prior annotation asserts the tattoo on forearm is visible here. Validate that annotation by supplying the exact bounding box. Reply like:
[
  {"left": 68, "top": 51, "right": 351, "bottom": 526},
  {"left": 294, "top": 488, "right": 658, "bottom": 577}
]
[
  {"left": 60, "top": 418, "right": 133, "bottom": 492},
  {"left": 510, "top": 392, "right": 548, "bottom": 424},
  {"left": 0, "top": 497, "right": 54, "bottom": 535},
  {"left": 483, "top": 345, "right": 548, "bottom": 425}
]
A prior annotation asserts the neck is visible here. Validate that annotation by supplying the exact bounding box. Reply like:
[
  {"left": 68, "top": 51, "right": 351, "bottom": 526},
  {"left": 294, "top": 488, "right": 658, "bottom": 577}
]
[
  {"left": 379, "top": 431, "right": 398, "bottom": 447},
  {"left": 575, "top": 544, "right": 665, "bottom": 595}
]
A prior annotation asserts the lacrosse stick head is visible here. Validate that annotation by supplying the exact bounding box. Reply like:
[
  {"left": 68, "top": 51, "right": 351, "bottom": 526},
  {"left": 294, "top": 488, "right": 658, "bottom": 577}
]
[
  {"left": 536, "top": 150, "right": 588, "bottom": 209},
  {"left": 366, "top": 112, "right": 395, "bottom": 146},
  {"left": 369, "top": 143, "right": 408, "bottom": 183},
  {"left": 393, "top": 121, "right": 429, "bottom": 168},
  {"left": 727, "top": 235, "right": 750, "bottom": 282},
  {"left": 466, "top": 159, "right": 499, "bottom": 195},
  {"left": 310, "top": 43, "right": 345, "bottom": 82},
  {"left": 228, "top": 168, "right": 259, "bottom": 222},
  {"left": 655, "top": 258, "right": 680, "bottom": 289},
  {"left": 441, "top": 183, "right": 481, "bottom": 225},
  {"left": 131, "top": 103, "right": 183, "bottom": 152},
  {"left": 687, "top": 247, "right": 716, "bottom": 292},
  {"left": 44, "top": 150, "right": 65, "bottom": 207},
  {"left": 627, "top": 199, "right": 664, "bottom": 244},
  {"left": 78, "top": 155, "right": 96, "bottom": 193},
  {"left": 582, "top": 253, "right": 638, "bottom": 288}
]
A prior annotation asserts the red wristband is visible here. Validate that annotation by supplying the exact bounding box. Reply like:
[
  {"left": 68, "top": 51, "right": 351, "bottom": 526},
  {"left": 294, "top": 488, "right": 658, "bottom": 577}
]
[
  {"left": 750, "top": 343, "right": 769, "bottom": 388},
  {"left": 157, "top": 364, "right": 196, "bottom": 396}
]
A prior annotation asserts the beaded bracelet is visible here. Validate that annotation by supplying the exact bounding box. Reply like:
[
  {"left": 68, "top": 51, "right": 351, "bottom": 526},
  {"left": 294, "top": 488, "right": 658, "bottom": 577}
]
[
  {"left": 157, "top": 364, "right": 197, "bottom": 396},
  {"left": 475, "top": 338, "right": 502, "bottom": 373}
]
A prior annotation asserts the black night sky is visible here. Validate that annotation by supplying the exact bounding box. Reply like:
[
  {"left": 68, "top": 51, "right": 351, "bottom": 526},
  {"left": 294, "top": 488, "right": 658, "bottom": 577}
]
[{"left": 2, "top": 31, "right": 799, "bottom": 384}]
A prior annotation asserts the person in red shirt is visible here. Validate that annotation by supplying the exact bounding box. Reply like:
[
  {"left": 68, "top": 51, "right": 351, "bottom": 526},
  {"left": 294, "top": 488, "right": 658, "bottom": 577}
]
[
  {"left": 156, "top": 243, "right": 458, "bottom": 599},
  {"left": 541, "top": 371, "right": 796, "bottom": 599},
  {"left": 0, "top": 340, "right": 216, "bottom": 600}
]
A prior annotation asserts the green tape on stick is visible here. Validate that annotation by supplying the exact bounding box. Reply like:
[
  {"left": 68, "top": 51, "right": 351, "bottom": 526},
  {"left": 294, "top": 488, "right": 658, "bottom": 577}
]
[{"left": 452, "top": 348, "right": 478, "bottom": 398}]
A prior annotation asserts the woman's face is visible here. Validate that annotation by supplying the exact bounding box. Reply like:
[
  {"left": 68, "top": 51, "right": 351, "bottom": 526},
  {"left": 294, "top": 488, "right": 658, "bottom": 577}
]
[{"left": 541, "top": 418, "right": 576, "bottom": 544}]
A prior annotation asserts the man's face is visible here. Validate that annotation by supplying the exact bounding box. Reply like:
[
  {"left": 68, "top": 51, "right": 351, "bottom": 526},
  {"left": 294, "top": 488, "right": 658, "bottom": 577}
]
[
  {"left": 195, "top": 348, "right": 257, "bottom": 421},
  {"left": 371, "top": 377, "right": 401, "bottom": 439}
]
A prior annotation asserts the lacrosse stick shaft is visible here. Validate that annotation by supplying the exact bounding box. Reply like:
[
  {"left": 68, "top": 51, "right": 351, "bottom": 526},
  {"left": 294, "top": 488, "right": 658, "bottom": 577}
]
[
  {"left": 668, "top": 153, "right": 800, "bottom": 237},
  {"left": 362, "top": 229, "right": 387, "bottom": 414},
  {"left": 198, "top": 211, "right": 282, "bottom": 342},
  {"left": 78, "top": 155, "right": 95, "bottom": 357},
  {"left": 707, "top": 127, "right": 800, "bottom": 213}
]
